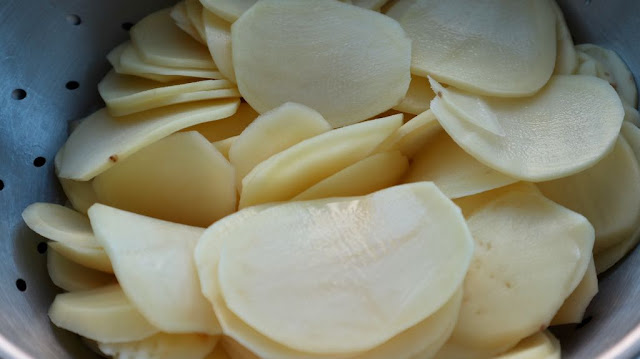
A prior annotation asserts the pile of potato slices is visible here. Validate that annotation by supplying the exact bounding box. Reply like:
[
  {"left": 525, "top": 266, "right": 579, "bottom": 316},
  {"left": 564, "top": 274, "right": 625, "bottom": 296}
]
[{"left": 21, "top": 0, "right": 640, "bottom": 358}]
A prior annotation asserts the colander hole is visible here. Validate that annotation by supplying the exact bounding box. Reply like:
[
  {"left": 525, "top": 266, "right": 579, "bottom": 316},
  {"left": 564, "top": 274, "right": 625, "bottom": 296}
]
[
  {"left": 15, "top": 279, "right": 26, "bottom": 292},
  {"left": 576, "top": 315, "right": 593, "bottom": 330},
  {"left": 66, "top": 14, "right": 82, "bottom": 26},
  {"left": 11, "top": 89, "right": 26, "bottom": 100},
  {"left": 37, "top": 242, "right": 47, "bottom": 254},
  {"left": 122, "top": 22, "right": 134, "bottom": 31},
  {"left": 33, "top": 157, "right": 46, "bottom": 167},
  {"left": 0, "top": 180, "right": 3, "bottom": 191},
  {"left": 65, "top": 81, "right": 79, "bottom": 90}
]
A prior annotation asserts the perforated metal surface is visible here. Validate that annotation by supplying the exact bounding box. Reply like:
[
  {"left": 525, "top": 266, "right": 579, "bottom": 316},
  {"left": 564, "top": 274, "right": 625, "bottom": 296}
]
[{"left": 0, "top": 1, "right": 638, "bottom": 358}]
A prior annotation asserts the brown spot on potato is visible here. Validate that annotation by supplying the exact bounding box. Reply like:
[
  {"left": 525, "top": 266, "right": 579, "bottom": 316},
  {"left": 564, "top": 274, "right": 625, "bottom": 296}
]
[
  {"left": 109, "top": 155, "right": 119, "bottom": 162},
  {"left": 437, "top": 91, "right": 443, "bottom": 98}
]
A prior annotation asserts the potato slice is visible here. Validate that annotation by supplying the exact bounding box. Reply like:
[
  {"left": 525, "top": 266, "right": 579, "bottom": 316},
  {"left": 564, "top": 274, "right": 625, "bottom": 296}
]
[
  {"left": 494, "top": 331, "right": 560, "bottom": 359},
  {"left": 49, "top": 285, "right": 159, "bottom": 343},
  {"left": 89, "top": 204, "right": 220, "bottom": 335},
  {"left": 203, "top": 10, "right": 236, "bottom": 83},
  {"left": 351, "top": 0, "right": 388, "bottom": 10},
  {"left": 99, "top": 71, "right": 238, "bottom": 116},
  {"left": 182, "top": 102, "right": 258, "bottom": 142},
  {"left": 537, "top": 136, "right": 640, "bottom": 252},
  {"left": 453, "top": 182, "right": 540, "bottom": 219},
  {"left": 575, "top": 52, "right": 600, "bottom": 77},
  {"left": 444, "top": 190, "right": 594, "bottom": 355},
  {"left": 56, "top": 99, "right": 239, "bottom": 181},
  {"left": 58, "top": 178, "right": 98, "bottom": 215},
  {"left": 292, "top": 151, "right": 408, "bottom": 201},
  {"left": 186, "top": 0, "right": 207, "bottom": 41},
  {"left": 22, "top": 203, "right": 98, "bottom": 248},
  {"left": 200, "top": 0, "right": 256, "bottom": 22},
  {"left": 594, "top": 228, "right": 640, "bottom": 274},
  {"left": 404, "top": 131, "right": 517, "bottom": 199},
  {"left": 213, "top": 136, "right": 236, "bottom": 160},
  {"left": 375, "top": 110, "right": 441, "bottom": 157},
  {"left": 229, "top": 102, "right": 331, "bottom": 188},
  {"left": 551, "top": 0, "right": 577, "bottom": 75},
  {"left": 47, "top": 248, "right": 115, "bottom": 292},
  {"left": 239, "top": 114, "right": 402, "bottom": 208},
  {"left": 551, "top": 258, "right": 597, "bottom": 325},
  {"left": 98, "top": 333, "right": 218, "bottom": 359},
  {"left": 48, "top": 242, "right": 112, "bottom": 273},
  {"left": 621, "top": 121, "right": 640, "bottom": 165},
  {"left": 625, "top": 105, "right": 640, "bottom": 127},
  {"left": 387, "top": 0, "right": 556, "bottom": 96},
  {"left": 392, "top": 75, "right": 435, "bottom": 115},
  {"left": 92, "top": 132, "right": 236, "bottom": 227},
  {"left": 431, "top": 75, "right": 624, "bottom": 181},
  {"left": 232, "top": 0, "right": 411, "bottom": 128},
  {"left": 131, "top": 9, "right": 215, "bottom": 69},
  {"left": 171, "top": 1, "right": 204, "bottom": 43}
]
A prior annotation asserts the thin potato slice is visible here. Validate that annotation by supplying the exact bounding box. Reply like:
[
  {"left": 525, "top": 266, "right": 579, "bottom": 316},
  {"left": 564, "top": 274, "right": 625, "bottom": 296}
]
[
  {"left": 393, "top": 75, "right": 435, "bottom": 115},
  {"left": 232, "top": 0, "right": 411, "bottom": 127},
  {"left": 49, "top": 285, "right": 159, "bottom": 343},
  {"left": 239, "top": 114, "right": 402, "bottom": 208},
  {"left": 387, "top": 0, "right": 556, "bottom": 96},
  {"left": 93, "top": 132, "right": 236, "bottom": 227},
  {"left": 431, "top": 75, "right": 624, "bottom": 181},
  {"left": 493, "top": 331, "right": 561, "bottom": 359},
  {"left": 47, "top": 248, "right": 115, "bottom": 292},
  {"left": 48, "top": 242, "right": 113, "bottom": 273},
  {"left": 22, "top": 203, "right": 98, "bottom": 248},
  {"left": 404, "top": 131, "right": 517, "bottom": 199},
  {"left": 89, "top": 204, "right": 221, "bottom": 335},
  {"left": 453, "top": 182, "right": 541, "bottom": 219},
  {"left": 551, "top": 0, "right": 578, "bottom": 75},
  {"left": 625, "top": 104, "right": 640, "bottom": 127},
  {"left": 292, "top": 151, "right": 408, "bottom": 201},
  {"left": 229, "top": 102, "right": 331, "bottom": 188},
  {"left": 213, "top": 136, "right": 236, "bottom": 160},
  {"left": 375, "top": 110, "right": 441, "bottom": 157},
  {"left": 98, "top": 333, "right": 218, "bottom": 359},
  {"left": 182, "top": 102, "right": 259, "bottom": 142},
  {"left": 551, "top": 258, "right": 597, "bottom": 325},
  {"left": 200, "top": 0, "right": 256, "bottom": 22},
  {"left": 108, "top": 42, "right": 181, "bottom": 83},
  {"left": 171, "top": 1, "right": 204, "bottom": 43},
  {"left": 203, "top": 10, "right": 236, "bottom": 83},
  {"left": 621, "top": 121, "right": 640, "bottom": 165},
  {"left": 186, "top": 0, "right": 207, "bottom": 41},
  {"left": 595, "top": 228, "right": 640, "bottom": 274},
  {"left": 56, "top": 99, "right": 239, "bottom": 181},
  {"left": 58, "top": 178, "right": 99, "bottom": 215},
  {"left": 575, "top": 51, "right": 600, "bottom": 78}
]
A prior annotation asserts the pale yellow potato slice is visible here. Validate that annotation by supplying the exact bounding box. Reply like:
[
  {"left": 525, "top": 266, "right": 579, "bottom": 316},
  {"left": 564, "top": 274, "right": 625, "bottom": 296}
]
[
  {"left": 551, "top": 258, "right": 597, "bottom": 325},
  {"left": 392, "top": 75, "right": 435, "bottom": 115},
  {"left": 89, "top": 203, "right": 221, "bottom": 335},
  {"left": 99, "top": 71, "right": 238, "bottom": 116},
  {"left": 56, "top": 99, "right": 239, "bottom": 181},
  {"left": 404, "top": 131, "right": 517, "bottom": 199},
  {"left": 229, "top": 102, "right": 331, "bottom": 188},
  {"left": 493, "top": 331, "right": 560, "bottom": 359},
  {"left": 575, "top": 52, "right": 600, "bottom": 77},
  {"left": 453, "top": 182, "right": 541, "bottom": 219},
  {"left": 203, "top": 10, "right": 235, "bottom": 83},
  {"left": 48, "top": 242, "right": 113, "bottom": 273},
  {"left": 537, "top": 137, "right": 640, "bottom": 252},
  {"left": 444, "top": 190, "right": 594, "bottom": 355},
  {"left": 98, "top": 333, "right": 218, "bottom": 359},
  {"left": 182, "top": 102, "right": 259, "bottom": 142},
  {"left": 594, "top": 228, "right": 640, "bottom": 274},
  {"left": 186, "top": 0, "right": 207, "bottom": 41},
  {"left": 47, "top": 248, "right": 115, "bottom": 292},
  {"left": 621, "top": 121, "right": 640, "bottom": 166},
  {"left": 431, "top": 75, "right": 624, "bottom": 181},
  {"left": 200, "top": 0, "right": 255, "bottom": 22},
  {"left": 232, "top": 0, "right": 411, "bottom": 128},
  {"left": 131, "top": 9, "right": 216, "bottom": 69},
  {"left": 551, "top": 0, "right": 577, "bottom": 75},
  {"left": 93, "top": 132, "right": 236, "bottom": 227},
  {"left": 49, "top": 285, "right": 159, "bottom": 343},
  {"left": 22, "top": 203, "right": 98, "bottom": 248},
  {"left": 292, "top": 151, "right": 408, "bottom": 201},
  {"left": 58, "top": 178, "right": 98, "bottom": 215},
  {"left": 387, "top": 0, "right": 556, "bottom": 96},
  {"left": 171, "top": 1, "right": 204, "bottom": 43},
  {"left": 625, "top": 105, "right": 640, "bottom": 127},
  {"left": 239, "top": 114, "right": 402, "bottom": 208},
  {"left": 213, "top": 136, "right": 236, "bottom": 160},
  {"left": 375, "top": 109, "right": 441, "bottom": 157}
]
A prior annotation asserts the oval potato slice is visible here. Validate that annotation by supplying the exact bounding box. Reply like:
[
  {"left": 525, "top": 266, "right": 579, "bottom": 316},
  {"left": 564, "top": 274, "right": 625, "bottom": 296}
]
[
  {"left": 48, "top": 242, "right": 113, "bottom": 273},
  {"left": 375, "top": 109, "right": 441, "bottom": 158},
  {"left": 551, "top": 0, "right": 577, "bottom": 75},
  {"left": 232, "top": 0, "right": 411, "bottom": 127},
  {"left": 58, "top": 178, "right": 99, "bottom": 215},
  {"left": 551, "top": 258, "right": 597, "bottom": 325},
  {"left": 393, "top": 75, "right": 434, "bottom": 115},
  {"left": 171, "top": 1, "right": 204, "bottom": 43},
  {"left": 47, "top": 248, "right": 115, "bottom": 292},
  {"left": 200, "top": 0, "right": 256, "bottom": 22},
  {"left": 49, "top": 285, "right": 159, "bottom": 343},
  {"left": 186, "top": 0, "right": 207, "bottom": 41},
  {"left": 98, "top": 333, "right": 218, "bottom": 359},
  {"left": 22, "top": 203, "right": 98, "bottom": 248},
  {"left": 203, "top": 10, "right": 236, "bottom": 83},
  {"left": 182, "top": 102, "right": 259, "bottom": 142}
]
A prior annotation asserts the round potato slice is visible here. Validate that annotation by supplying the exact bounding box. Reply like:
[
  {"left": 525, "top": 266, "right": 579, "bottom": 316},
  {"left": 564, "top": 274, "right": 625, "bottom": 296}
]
[
  {"left": 551, "top": 0, "right": 577, "bottom": 75},
  {"left": 49, "top": 285, "right": 159, "bottom": 343},
  {"left": 551, "top": 258, "right": 597, "bottom": 325},
  {"left": 203, "top": 10, "right": 236, "bottom": 83},
  {"left": 232, "top": 0, "right": 411, "bottom": 127},
  {"left": 98, "top": 333, "right": 218, "bottom": 359},
  {"left": 48, "top": 242, "right": 113, "bottom": 273},
  {"left": 47, "top": 249, "right": 115, "bottom": 292},
  {"left": 22, "top": 203, "right": 98, "bottom": 248},
  {"left": 404, "top": 131, "right": 517, "bottom": 199},
  {"left": 387, "top": 0, "right": 556, "bottom": 96},
  {"left": 186, "top": 0, "right": 207, "bottom": 41},
  {"left": 393, "top": 75, "right": 434, "bottom": 115},
  {"left": 56, "top": 99, "right": 239, "bottom": 181},
  {"left": 58, "top": 178, "right": 98, "bottom": 215},
  {"left": 239, "top": 114, "right": 402, "bottom": 208},
  {"left": 200, "top": 0, "right": 256, "bottom": 22},
  {"left": 171, "top": 1, "right": 204, "bottom": 43},
  {"left": 89, "top": 204, "right": 221, "bottom": 335},
  {"left": 375, "top": 110, "right": 441, "bottom": 158},
  {"left": 182, "top": 102, "right": 259, "bottom": 142},
  {"left": 431, "top": 75, "right": 624, "bottom": 181}
]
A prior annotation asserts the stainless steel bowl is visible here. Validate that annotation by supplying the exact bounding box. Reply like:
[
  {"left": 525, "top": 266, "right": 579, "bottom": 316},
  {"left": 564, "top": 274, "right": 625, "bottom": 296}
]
[{"left": 0, "top": 0, "right": 638, "bottom": 358}]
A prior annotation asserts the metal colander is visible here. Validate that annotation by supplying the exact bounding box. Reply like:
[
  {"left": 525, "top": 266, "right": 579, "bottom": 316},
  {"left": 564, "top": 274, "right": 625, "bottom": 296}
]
[{"left": 0, "top": 0, "right": 638, "bottom": 358}]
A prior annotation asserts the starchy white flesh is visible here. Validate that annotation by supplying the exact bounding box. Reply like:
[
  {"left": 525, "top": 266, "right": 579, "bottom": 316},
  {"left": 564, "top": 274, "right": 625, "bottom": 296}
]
[
  {"left": 200, "top": 0, "right": 256, "bottom": 22},
  {"left": 22, "top": 203, "right": 99, "bottom": 248},
  {"left": 48, "top": 242, "right": 113, "bottom": 273},
  {"left": 445, "top": 190, "right": 594, "bottom": 355},
  {"left": 575, "top": 52, "right": 600, "bottom": 77},
  {"left": 182, "top": 102, "right": 259, "bottom": 142},
  {"left": 537, "top": 137, "right": 640, "bottom": 252},
  {"left": 232, "top": 0, "right": 411, "bottom": 127},
  {"left": 92, "top": 132, "right": 236, "bottom": 227},
  {"left": 577, "top": 44, "right": 638, "bottom": 107},
  {"left": 186, "top": 0, "right": 207, "bottom": 41},
  {"left": 595, "top": 228, "right": 640, "bottom": 274},
  {"left": 99, "top": 71, "right": 238, "bottom": 116},
  {"left": 219, "top": 183, "right": 473, "bottom": 354},
  {"left": 393, "top": 75, "right": 434, "bottom": 115},
  {"left": 551, "top": 0, "right": 577, "bottom": 75},
  {"left": 213, "top": 136, "right": 236, "bottom": 159},
  {"left": 98, "top": 333, "right": 218, "bottom": 359},
  {"left": 89, "top": 204, "right": 221, "bottom": 335},
  {"left": 552, "top": 258, "right": 597, "bottom": 325},
  {"left": 49, "top": 285, "right": 159, "bottom": 343},
  {"left": 203, "top": 10, "right": 235, "bottom": 83},
  {"left": 131, "top": 9, "right": 215, "bottom": 69},
  {"left": 431, "top": 75, "right": 624, "bottom": 181},
  {"left": 56, "top": 99, "right": 239, "bottom": 181},
  {"left": 375, "top": 110, "right": 441, "bottom": 157},
  {"left": 239, "top": 114, "right": 402, "bottom": 208},
  {"left": 58, "top": 178, "right": 99, "bottom": 215},
  {"left": 171, "top": 1, "right": 203, "bottom": 43},
  {"left": 453, "top": 182, "right": 541, "bottom": 219},
  {"left": 292, "top": 151, "right": 408, "bottom": 201},
  {"left": 493, "top": 331, "right": 561, "bottom": 359},
  {"left": 625, "top": 105, "right": 640, "bottom": 127},
  {"left": 229, "top": 103, "right": 331, "bottom": 188},
  {"left": 387, "top": 0, "right": 556, "bottom": 96},
  {"left": 47, "top": 249, "right": 115, "bottom": 292},
  {"left": 404, "top": 131, "right": 517, "bottom": 199}
]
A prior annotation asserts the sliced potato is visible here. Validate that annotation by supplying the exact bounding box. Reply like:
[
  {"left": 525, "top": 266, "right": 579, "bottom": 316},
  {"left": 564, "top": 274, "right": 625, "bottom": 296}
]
[
  {"left": 392, "top": 75, "right": 434, "bottom": 115},
  {"left": 292, "top": 151, "right": 408, "bottom": 201},
  {"left": 387, "top": 0, "right": 556, "bottom": 96},
  {"left": 171, "top": 1, "right": 204, "bottom": 43},
  {"left": 595, "top": 228, "right": 640, "bottom": 274},
  {"left": 203, "top": 10, "right": 235, "bottom": 83},
  {"left": 58, "top": 178, "right": 99, "bottom": 215},
  {"left": 186, "top": 0, "right": 207, "bottom": 41},
  {"left": 56, "top": 99, "right": 239, "bottom": 181},
  {"left": 229, "top": 102, "right": 331, "bottom": 188},
  {"left": 351, "top": 0, "right": 388, "bottom": 10},
  {"left": 404, "top": 131, "right": 517, "bottom": 199},
  {"left": 98, "top": 333, "right": 218, "bottom": 359},
  {"left": 621, "top": 121, "right": 640, "bottom": 165},
  {"left": 89, "top": 204, "right": 221, "bottom": 335},
  {"left": 431, "top": 75, "right": 624, "bottom": 181},
  {"left": 93, "top": 132, "right": 236, "bottom": 227},
  {"left": 375, "top": 109, "right": 441, "bottom": 157},
  {"left": 493, "top": 331, "right": 560, "bottom": 359},
  {"left": 47, "top": 249, "right": 115, "bottom": 292},
  {"left": 453, "top": 182, "right": 540, "bottom": 219},
  {"left": 49, "top": 285, "right": 159, "bottom": 343},
  {"left": 551, "top": 0, "right": 577, "bottom": 75},
  {"left": 575, "top": 51, "right": 600, "bottom": 77},
  {"left": 232, "top": 0, "right": 411, "bottom": 127},
  {"left": 48, "top": 242, "right": 113, "bottom": 273},
  {"left": 625, "top": 104, "right": 640, "bottom": 127},
  {"left": 213, "top": 136, "right": 236, "bottom": 160},
  {"left": 182, "top": 102, "right": 259, "bottom": 142},
  {"left": 551, "top": 258, "right": 597, "bottom": 325},
  {"left": 22, "top": 203, "right": 98, "bottom": 248},
  {"left": 239, "top": 114, "right": 402, "bottom": 208},
  {"left": 200, "top": 0, "right": 256, "bottom": 22}
]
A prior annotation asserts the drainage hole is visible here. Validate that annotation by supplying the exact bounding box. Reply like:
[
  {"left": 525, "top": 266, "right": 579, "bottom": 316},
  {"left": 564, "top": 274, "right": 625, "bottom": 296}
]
[
  {"left": 11, "top": 89, "right": 27, "bottom": 100},
  {"left": 16, "top": 279, "right": 27, "bottom": 292},
  {"left": 0, "top": 180, "right": 4, "bottom": 191},
  {"left": 33, "top": 157, "right": 46, "bottom": 167},
  {"left": 66, "top": 14, "right": 82, "bottom": 26},
  {"left": 37, "top": 242, "right": 48, "bottom": 254},
  {"left": 65, "top": 81, "right": 79, "bottom": 90}
]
